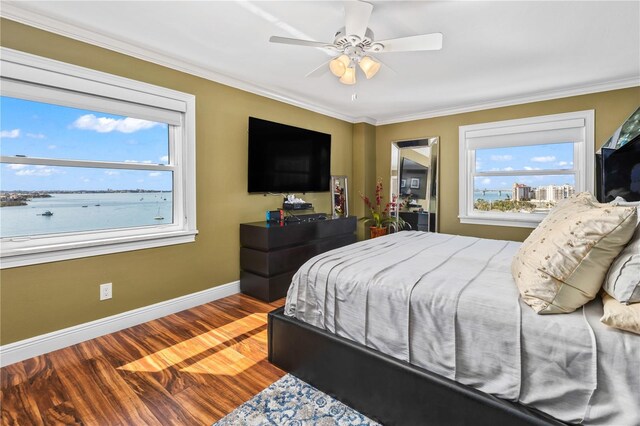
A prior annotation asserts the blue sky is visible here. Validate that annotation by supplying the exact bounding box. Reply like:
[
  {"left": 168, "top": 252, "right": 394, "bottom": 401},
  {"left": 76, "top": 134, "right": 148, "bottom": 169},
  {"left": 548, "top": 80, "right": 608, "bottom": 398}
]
[
  {"left": 475, "top": 143, "right": 575, "bottom": 190},
  {"left": 0, "top": 96, "right": 171, "bottom": 191}
]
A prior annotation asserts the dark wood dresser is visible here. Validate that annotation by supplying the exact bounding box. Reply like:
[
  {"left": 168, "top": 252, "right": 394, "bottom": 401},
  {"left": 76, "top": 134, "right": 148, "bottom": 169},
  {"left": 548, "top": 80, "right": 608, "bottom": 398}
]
[{"left": 240, "top": 216, "right": 357, "bottom": 302}]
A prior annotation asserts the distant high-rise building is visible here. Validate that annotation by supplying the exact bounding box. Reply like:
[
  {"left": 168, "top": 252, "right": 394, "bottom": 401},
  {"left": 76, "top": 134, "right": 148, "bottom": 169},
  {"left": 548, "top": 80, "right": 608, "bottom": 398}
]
[
  {"left": 512, "top": 183, "right": 533, "bottom": 201},
  {"left": 533, "top": 184, "right": 575, "bottom": 202}
]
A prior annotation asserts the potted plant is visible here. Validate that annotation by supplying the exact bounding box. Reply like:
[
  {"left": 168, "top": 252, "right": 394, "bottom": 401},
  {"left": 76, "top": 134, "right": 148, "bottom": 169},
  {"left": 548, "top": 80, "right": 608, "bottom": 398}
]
[{"left": 359, "top": 178, "right": 408, "bottom": 239}]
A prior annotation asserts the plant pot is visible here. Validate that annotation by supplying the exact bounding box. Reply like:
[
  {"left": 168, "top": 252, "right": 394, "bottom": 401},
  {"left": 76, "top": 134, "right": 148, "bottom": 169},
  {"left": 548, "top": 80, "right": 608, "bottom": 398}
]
[{"left": 369, "top": 226, "right": 387, "bottom": 239}]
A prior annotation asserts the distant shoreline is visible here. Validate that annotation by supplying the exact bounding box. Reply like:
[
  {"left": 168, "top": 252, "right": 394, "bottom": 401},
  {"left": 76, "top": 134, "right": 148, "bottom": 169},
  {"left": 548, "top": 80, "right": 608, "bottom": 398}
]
[
  {"left": 0, "top": 190, "right": 169, "bottom": 194},
  {"left": 0, "top": 190, "right": 170, "bottom": 208}
]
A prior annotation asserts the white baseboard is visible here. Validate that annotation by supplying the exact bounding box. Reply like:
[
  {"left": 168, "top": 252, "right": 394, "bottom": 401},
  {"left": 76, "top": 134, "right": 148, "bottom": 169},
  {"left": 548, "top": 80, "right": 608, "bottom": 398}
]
[{"left": 0, "top": 280, "right": 240, "bottom": 367}]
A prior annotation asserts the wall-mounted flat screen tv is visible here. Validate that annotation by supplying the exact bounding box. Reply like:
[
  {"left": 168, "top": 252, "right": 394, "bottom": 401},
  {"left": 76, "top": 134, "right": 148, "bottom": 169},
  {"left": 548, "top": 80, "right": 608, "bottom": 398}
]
[{"left": 248, "top": 117, "right": 331, "bottom": 193}]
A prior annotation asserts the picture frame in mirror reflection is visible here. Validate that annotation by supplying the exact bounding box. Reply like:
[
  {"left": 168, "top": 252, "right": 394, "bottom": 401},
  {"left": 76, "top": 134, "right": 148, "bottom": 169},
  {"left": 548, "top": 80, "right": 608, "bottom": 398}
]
[
  {"left": 331, "top": 175, "right": 349, "bottom": 218},
  {"left": 410, "top": 178, "right": 420, "bottom": 189}
]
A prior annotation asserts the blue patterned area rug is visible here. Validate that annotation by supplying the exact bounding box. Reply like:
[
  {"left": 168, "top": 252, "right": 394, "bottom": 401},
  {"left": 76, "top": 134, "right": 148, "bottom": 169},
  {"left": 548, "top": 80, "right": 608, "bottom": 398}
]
[{"left": 214, "top": 374, "right": 381, "bottom": 425}]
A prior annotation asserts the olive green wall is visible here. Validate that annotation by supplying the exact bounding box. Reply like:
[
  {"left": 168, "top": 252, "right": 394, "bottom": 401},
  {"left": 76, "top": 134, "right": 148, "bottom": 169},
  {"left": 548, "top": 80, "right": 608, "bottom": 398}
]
[
  {"left": 351, "top": 123, "right": 377, "bottom": 240},
  {"left": 376, "top": 87, "right": 640, "bottom": 242},
  {"left": 0, "top": 20, "right": 354, "bottom": 345}
]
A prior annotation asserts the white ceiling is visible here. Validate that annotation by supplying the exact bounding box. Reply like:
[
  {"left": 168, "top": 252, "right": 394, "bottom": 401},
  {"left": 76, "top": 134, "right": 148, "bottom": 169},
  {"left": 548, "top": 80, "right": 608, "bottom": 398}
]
[{"left": 2, "top": 1, "right": 639, "bottom": 124}]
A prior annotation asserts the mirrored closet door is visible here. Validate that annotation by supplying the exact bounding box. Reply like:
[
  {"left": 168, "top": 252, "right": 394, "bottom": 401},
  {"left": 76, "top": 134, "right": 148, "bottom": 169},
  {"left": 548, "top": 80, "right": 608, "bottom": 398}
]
[{"left": 390, "top": 137, "right": 439, "bottom": 232}]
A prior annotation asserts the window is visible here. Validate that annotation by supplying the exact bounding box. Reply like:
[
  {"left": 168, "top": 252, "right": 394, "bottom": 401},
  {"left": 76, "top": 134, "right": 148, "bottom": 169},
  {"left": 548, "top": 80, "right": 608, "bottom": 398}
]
[
  {"left": 459, "top": 110, "right": 594, "bottom": 228},
  {"left": 0, "top": 48, "right": 196, "bottom": 268}
]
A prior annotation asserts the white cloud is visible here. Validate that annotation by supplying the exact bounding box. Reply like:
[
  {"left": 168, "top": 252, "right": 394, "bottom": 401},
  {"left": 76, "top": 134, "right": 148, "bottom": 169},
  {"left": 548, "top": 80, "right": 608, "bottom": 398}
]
[
  {"left": 503, "top": 166, "right": 514, "bottom": 171},
  {"left": 15, "top": 166, "right": 63, "bottom": 177},
  {"left": 26, "top": 133, "right": 46, "bottom": 139},
  {"left": 104, "top": 170, "right": 120, "bottom": 176},
  {"left": 160, "top": 155, "right": 169, "bottom": 163},
  {"left": 6, "top": 164, "right": 28, "bottom": 170},
  {"left": 523, "top": 166, "right": 541, "bottom": 171},
  {"left": 481, "top": 178, "right": 492, "bottom": 185},
  {"left": 1, "top": 129, "right": 20, "bottom": 138},
  {"left": 71, "top": 114, "right": 161, "bottom": 134},
  {"left": 47, "top": 145, "right": 57, "bottom": 150},
  {"left": 137, "top": 179, "right": 144, "bottom": 183},
  {"left": 148, "top": 171, "right": 161, "bottom": 177},
  {"left": 531, "top": 156, "right": 556, "bottom": 163},
  {"left": 490, "top": 155, "right": 512, "bottom": 161}
]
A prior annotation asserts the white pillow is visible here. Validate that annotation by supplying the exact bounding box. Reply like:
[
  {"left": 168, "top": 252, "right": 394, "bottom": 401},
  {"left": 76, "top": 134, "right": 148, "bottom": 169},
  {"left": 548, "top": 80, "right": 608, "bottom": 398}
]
[{"left": 604, "top": 198, "right": 640, "bottom": 304}]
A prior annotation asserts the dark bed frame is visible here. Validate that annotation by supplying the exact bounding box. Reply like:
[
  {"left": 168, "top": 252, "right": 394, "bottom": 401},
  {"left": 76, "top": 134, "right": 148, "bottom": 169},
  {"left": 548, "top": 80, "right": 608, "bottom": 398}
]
[{"left": 269, "top": 307, "right": 566, "bottom": 426}]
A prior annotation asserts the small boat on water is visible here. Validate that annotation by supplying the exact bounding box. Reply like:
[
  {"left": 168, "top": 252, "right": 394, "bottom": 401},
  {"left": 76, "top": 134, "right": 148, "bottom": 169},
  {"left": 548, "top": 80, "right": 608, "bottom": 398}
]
[
  {"left": 82, "top": 205, "right": 88, "bottom": 208},
  {"left": 95, "top": 204, "right": 100, "bottom": 206},
  {"left": 154, "top": 206, "right": 164, "bottom": 220},
  {"left": 39, "top": 210, "right": 53, "bottom": 216}
]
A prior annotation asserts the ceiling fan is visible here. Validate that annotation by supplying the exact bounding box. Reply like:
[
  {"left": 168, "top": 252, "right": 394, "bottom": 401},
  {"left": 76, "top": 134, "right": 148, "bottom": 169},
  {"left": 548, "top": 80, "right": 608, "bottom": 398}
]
[{"left": 269, "top": 1, "right": 443, "bottom": 85}]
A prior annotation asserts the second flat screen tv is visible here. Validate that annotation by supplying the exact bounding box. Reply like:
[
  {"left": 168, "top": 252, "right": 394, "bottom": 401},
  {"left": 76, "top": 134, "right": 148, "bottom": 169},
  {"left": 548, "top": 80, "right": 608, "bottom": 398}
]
[{"left": 248, "top": 117, "right": 331, "bottom": 193}]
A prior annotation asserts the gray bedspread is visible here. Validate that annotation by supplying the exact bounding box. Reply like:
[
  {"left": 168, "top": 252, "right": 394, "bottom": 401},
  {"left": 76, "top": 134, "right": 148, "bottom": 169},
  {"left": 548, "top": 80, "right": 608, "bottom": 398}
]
[{"left": 284, "top": 231, "right": 640, "bottom": 425}]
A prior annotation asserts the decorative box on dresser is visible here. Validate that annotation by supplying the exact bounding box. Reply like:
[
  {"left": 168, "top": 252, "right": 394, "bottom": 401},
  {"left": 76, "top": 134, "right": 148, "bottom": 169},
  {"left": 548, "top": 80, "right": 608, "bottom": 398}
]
[{"left": 240, "top": 216, "right": 357, "bottom": 302}]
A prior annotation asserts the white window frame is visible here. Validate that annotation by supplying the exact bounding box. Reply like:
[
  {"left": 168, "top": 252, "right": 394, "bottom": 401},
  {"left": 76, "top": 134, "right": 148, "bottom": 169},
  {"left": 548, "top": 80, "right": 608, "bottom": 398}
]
[
  {"left": 0, "top": 48, "right": 197, "bottom": 268},
  {"left": 459, "top": 110, "right": 594, "bottom": 228}
]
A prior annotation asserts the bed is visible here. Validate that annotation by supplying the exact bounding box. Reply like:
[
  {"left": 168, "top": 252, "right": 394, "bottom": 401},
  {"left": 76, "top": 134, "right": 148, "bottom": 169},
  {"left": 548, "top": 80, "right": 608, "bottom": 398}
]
[
  {"left": 268, "top": 113, "right": 640, "bottom": 425},
  {"left": 268, "top": 231, "right": 640, "bottom": 425}
]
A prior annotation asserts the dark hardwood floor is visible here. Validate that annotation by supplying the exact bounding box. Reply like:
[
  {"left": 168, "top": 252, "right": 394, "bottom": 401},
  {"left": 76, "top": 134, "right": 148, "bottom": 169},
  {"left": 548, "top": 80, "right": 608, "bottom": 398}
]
[{"left": 1, "top": 294, "right": 285, "bottom": 425}]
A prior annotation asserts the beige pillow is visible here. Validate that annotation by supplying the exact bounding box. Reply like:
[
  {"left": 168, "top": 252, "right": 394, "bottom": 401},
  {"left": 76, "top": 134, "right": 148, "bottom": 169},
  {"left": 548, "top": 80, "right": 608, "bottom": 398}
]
[
  {"left": 601, "top": 293, "right": 640, "bottom": 335},
  {"left": 512, "top": 192, "right": 637, "bottom": 314}
]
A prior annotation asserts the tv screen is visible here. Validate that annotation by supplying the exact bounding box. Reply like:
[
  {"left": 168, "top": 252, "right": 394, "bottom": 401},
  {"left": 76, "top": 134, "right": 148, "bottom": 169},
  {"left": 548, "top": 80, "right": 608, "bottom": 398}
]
[{"left": 248, "top": 117, "right": 331, "bottom": 193}]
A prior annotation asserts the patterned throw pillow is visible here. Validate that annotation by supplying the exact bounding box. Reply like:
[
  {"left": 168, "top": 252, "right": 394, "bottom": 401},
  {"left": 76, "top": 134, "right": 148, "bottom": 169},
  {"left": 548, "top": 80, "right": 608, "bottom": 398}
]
[{"left": 512, "top": 192, "right": 637, "bottom": 314}]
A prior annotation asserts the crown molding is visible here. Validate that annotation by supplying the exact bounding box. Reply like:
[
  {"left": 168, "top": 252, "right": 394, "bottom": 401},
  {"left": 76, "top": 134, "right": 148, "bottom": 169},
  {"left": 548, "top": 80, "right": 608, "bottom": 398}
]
[
  {"left": 375, "top": 77, "right": 640, "bottom": 126},
  {"left": 1, "top": 2, "right": 637, "bottom": 128},
  {"left": 0, "top": 3, "right": 365, "bottom": 124}
]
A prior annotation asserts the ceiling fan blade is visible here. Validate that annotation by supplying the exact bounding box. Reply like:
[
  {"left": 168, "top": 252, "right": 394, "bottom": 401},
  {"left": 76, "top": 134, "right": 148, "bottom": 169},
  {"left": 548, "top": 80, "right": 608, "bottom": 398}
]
[
  {"left": 305, "top": 59, "right": 332, "bottom": 78},
  {"left": 344, "top": 1, "right": 373, "bottom": 40},
  {"left": 375, "top": 33, "right": 443, "bottom": 53},
  {"left": 269, "top": 36, "right": 334, "bottom": 49}
]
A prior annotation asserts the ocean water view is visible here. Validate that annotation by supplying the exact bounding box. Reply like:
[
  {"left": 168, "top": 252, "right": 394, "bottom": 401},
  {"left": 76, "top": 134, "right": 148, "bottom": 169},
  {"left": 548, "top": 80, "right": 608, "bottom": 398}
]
[{"left": 0, "top": 192, "right": 173, "bottom": 238}]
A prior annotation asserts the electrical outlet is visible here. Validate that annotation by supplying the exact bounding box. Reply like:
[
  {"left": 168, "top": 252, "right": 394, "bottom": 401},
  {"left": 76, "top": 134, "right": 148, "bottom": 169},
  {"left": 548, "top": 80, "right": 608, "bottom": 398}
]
[{"left": 100, "top": 283, "right": 112, "bottom": 301}]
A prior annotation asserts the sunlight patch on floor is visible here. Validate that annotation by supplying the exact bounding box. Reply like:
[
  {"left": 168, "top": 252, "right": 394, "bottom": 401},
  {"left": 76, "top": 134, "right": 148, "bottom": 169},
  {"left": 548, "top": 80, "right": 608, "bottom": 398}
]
[
  {"left": 180, "top": 331, "right": 268, "bottom": 376},
  {"left": 118, "top": 313, "right": 267, "bottom": 373}
]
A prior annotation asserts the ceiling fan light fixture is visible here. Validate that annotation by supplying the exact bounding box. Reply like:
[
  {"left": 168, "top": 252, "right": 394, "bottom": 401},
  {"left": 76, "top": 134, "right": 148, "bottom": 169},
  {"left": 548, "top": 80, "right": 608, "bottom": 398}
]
[
  {"left": 359, "top": 55, "right": 381, "bottom": 79},
  {"left": 329, "top": 54, "right": 350, "bottom": 77},
  {"left": 339, "top": 66, "right": 357, "bottom": 85}
]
